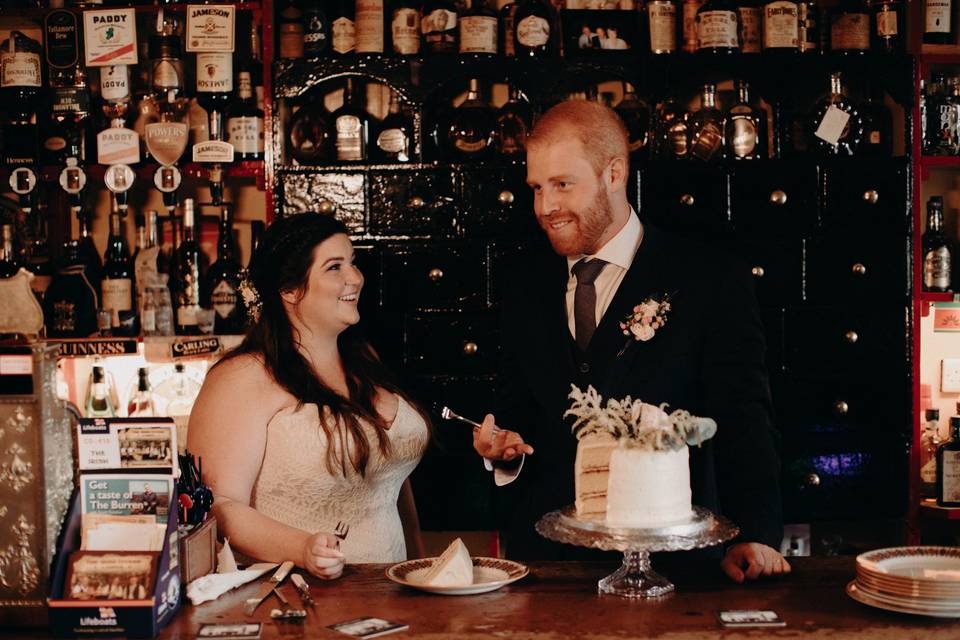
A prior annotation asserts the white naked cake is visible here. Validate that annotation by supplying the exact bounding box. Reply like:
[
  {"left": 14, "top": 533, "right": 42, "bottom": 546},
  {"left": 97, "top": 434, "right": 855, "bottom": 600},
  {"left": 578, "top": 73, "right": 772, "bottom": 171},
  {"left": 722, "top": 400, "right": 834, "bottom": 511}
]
[
  {"left": 420, "top": 538, "right": 473, "bottom": 587},
  {"left": 567, "top": 385, "right": 716, "bottom": 528}
]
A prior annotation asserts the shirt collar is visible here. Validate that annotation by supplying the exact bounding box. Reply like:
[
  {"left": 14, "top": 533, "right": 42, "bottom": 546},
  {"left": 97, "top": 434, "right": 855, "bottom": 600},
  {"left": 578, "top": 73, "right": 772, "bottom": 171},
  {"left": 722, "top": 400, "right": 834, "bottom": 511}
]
[{"left": 567, "top": 209, "right": 643, "bottom": 275}]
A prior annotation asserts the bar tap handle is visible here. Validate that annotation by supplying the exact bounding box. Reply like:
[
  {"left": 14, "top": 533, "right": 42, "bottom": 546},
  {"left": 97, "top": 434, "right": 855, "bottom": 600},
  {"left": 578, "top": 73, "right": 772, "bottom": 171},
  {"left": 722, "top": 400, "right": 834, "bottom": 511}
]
[
  {"left": 59, "top": 158, "right": 87, "bottom": 219},
  {"left": 9, "top": 167, "right": 38, "bottom": 215},
  {"left": 105, "top": 164, "right": 136, "bottom": 218}
]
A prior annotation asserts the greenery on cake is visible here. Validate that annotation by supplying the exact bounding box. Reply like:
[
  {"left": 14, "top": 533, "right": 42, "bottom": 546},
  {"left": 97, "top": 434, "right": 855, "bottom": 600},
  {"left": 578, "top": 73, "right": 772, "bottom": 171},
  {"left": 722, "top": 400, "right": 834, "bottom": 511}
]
[{"left": 564, "top": 384, "right": 717, "bottom": 451}]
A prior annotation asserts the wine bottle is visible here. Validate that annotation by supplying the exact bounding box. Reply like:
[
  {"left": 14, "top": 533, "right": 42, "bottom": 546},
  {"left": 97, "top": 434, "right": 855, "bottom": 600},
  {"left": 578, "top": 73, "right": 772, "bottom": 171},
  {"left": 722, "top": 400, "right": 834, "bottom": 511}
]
[
  {"left": 203, "top": 207, "right": 246, "bottom": 334},
  {"left": 331, "top": 77, "right": 370, "bottom": 163},
  {"left": 514, "top": 0, "right": 554, "bottom": 58},
  {"left": 303, "top": 4, "right": 331, "bottom": 58},
  {"left": 923, "top": 196, "right": 952, "bottom": 293},
  {"left": 102, "top": 208, "right": 136, "bottom": 336},
  {"left": 689, "top": 84, "right": 725, "bottom": 162},
  {"left": 460, "top": 0, "right": 498, "bottom": 56},
  {"left": 725, "top": 79, "right": 767, "bottom": 160},
  {"left": 278, "top": 0, "right": 306, "bottom": 59},
  {"left": 175, "top": 198, "right": 202, "bottom": 335},
  {"left": 391, "top": 0, "right": 421, "bottom": 55},
  {"left": 195, "top": 52, "right": 233, "bottom": 142},
  {"left": 0, "top": 30, "right": 42, "bottom": 121},
  {"left": 422, "top": 0, "right": 459, "bottom": 54},
  {"left": 78, "top": 211, "right": 103, "bottom": 292},
  {"left": 798, "top": 0, "right": 820, "bottom": 52},
  {"left": 499, "top": 0, "right": 518, "bottom": 57},
  {"left": 653, "top": 96, "right": 690, "bottom": 160},
  {"left": 373, "top": 88, "right": 413, "bottom": 162}
]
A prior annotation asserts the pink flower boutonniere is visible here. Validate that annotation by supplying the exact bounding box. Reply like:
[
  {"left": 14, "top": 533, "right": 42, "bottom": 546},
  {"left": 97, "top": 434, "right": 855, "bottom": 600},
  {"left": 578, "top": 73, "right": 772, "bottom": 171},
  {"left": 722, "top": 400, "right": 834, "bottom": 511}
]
[{"left": 618, "top": 294, "right": 672, "bottom": 356}]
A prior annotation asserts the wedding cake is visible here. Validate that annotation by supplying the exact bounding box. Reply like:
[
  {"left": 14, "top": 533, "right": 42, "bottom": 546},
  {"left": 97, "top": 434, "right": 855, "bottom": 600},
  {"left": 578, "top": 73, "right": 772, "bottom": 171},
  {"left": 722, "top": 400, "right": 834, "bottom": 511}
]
[
  {"left": 421, "top": 538, "right": 473, "bottom": 587},
  {"left": 567, "top": 385, "right": 716, "bottom": 528}
]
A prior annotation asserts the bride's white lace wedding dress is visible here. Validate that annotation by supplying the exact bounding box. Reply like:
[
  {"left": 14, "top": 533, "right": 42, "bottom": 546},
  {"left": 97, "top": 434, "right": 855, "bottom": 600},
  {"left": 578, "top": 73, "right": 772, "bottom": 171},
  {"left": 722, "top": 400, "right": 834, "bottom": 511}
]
[{"left": 250, "top": 396, "right": 429, "bottom": 563}]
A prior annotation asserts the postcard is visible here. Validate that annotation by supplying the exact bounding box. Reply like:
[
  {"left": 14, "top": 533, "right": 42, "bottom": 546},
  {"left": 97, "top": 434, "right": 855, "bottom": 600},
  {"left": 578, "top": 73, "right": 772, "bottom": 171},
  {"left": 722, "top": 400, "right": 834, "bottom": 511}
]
[
  {"left": 65, "top": 551, "right": 159, "bottom": 601},
  {"left": 718, "top": 609, "right": 786, "bottom": 628},
  {"left": 80, "top": 474, "right": 174, "bottom": 523},
  {"left": 197, "top": 622, "right": 262, "bottom": 639},
  {"left": 328, "top": 617, "right": 409, "bottom": 639},
  {"left": 77, "top": 418, "right": 177, "bottom": 473}
]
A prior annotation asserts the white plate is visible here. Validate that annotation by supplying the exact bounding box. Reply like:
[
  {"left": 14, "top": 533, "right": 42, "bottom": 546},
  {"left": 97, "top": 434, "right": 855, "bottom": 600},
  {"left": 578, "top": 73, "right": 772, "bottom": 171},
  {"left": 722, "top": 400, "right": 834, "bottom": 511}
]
[
  {"left": 386, "top": 557, "right": 529, "bottom": 595},
  {"left": 847, "top": 581, "right": 960, "bottom": 618},
  {"left": 857, "top": 547, "right": 960, "bottom": 582},
  {"left": 853, "top": 581, "right": 960, "bottom": 610}
]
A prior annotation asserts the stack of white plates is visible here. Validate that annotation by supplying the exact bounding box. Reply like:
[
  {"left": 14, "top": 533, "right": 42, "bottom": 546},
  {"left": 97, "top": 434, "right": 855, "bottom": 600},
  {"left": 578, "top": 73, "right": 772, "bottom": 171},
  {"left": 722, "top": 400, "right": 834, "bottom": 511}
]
[{"left": 846, "top": 546, "right": 960, "bottom": 618}]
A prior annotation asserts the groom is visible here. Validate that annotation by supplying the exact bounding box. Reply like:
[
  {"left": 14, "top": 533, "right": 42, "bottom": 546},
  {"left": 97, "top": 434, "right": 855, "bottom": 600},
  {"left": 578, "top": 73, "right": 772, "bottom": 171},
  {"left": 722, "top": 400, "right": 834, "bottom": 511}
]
[{"left": 473, "top": 99, "right": 789, "bottom": 582}]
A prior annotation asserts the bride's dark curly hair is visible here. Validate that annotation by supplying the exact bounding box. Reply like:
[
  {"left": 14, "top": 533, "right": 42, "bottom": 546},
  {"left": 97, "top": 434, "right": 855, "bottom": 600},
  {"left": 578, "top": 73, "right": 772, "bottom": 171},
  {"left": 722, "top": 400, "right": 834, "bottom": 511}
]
[{"left": 219, "top": 213, "right": 428, "bottom": 477}]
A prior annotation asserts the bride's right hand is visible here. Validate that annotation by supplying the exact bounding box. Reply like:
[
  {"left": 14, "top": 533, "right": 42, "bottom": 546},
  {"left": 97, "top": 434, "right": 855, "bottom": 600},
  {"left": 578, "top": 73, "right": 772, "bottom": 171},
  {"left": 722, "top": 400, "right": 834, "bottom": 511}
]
[{"left": 301, "top": 531, "right": 345, "bottom": 580}]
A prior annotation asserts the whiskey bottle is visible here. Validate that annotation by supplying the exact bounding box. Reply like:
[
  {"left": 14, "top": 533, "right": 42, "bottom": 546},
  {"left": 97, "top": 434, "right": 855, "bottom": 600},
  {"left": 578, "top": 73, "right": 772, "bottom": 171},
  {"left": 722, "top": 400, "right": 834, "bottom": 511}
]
[
  {"left": 924, "top": 0, "right": 955, "bottom": 45},
  {"left": 689, "top": 83, "right": 725, "bottom": 162},
  {"left": 332, "top": 77, "right": 370, "bottom": 163},
  {"left": 798, "top": 0, "right": 820, "bottom": 52},
  {"left": 127, "top": 367, "right": 155, "bottom": 418},
  {"left": 860, "top": 83, "right": 892, "bottom": 156},
  {"left": 249, "top": 17, "right": 265, "bottom": 112},
  {"left": 499, "top": 0, "right": 518, "bottom": 57},
  {"left": 278, "top": 0, "right": 305, "bottom": 59},
  {"left": 616, "top": 83, "right": 651, "bottom": 160},
  {"left": 762, "top": 0, "right": 799, "bottom": 51},
  {"left": 149, "top": 25, "right": 185, "bottom": 110},
  {"left": 303, "top": 4, "right": 329, "bottom": 58},
  {"left": 391, "top": 0, "right": 421, "bottom": 55},
  {"left": 921, "top": 409, "right": 942, "bottom": 499},
  {"left": 0, "top": 30, "right": 42, "bottom": 118},
  {"left": 174, "top": 198, "right": 202, "bottom": 335},
  {"left": 355, "top": 0, "right": 386, "bottom": 55},
  {"left": 422, "top": 0, "right": 459, "bottom": 54},
  {"left": 810, "top": 72, "right": 864, "bottom": 156},
  {"left": 514, "top": 0, "right": 554, "bottom": 58},
  {"left": 288, "top": 93, "right": 331, "bottom": 164},
  {"left": 494, "top": 86, "right": 532, "bottom": 158},
  {"left": 872, "top": 0, "right": 904, "bottom": 53},
  {"left": 204, "top": 206, "right": 245, "bottom": 334},
  {"left": 446, "top": 78, "right": 496, "bottom": 161},
  {"left": 697, "top": 0, "right": 740, "bottom": 52},
  {"left": 937, "top": 416, "right": 960, "bottom": 507},
  {"left": 227, "top": 70, "right": 264, "bottom": 160},
  {"left": 830, "top": 0, "right": 870, "bottom": 54},
  {"left": 654, "top": 97, "right": 690, "bottom": 160},
  {"left": 923, "top": 196, "right": 952, "bottom": 292},
  {"left": 0, "top": 224, "right": 18, "bottom": 278},
  {"left": 647, "top": 0, "right": 679, "bottom": 54},
  {"left": 460, "top": 0, "right": 499, "bottom": 56},
  {"left": 725, "top": 79, "right": 767, "bottom": 160},
  {"left": 102, "top": 208, "right": 136, "bottom": 336},
  {"left": 373, "top": 88, "right": 413, "bottom": 162},
  {"left": 737, "top": 0, "right": 762, "bottom": 53},
  {"left": 85, "top": 365, "right": 116, "bottom": 418},
  {"left": 78, "top": 210, "right": 103, "bottom": 292},
  {"left": 195, "top": 52, "right": 233, "bottom": 142}
]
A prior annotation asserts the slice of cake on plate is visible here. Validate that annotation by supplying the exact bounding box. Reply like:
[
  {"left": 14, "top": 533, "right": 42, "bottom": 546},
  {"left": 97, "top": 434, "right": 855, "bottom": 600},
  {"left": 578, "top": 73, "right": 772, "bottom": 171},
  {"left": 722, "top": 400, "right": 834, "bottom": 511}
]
[{"left": 420, "top": 538, "right": 473, "bottom": 587}]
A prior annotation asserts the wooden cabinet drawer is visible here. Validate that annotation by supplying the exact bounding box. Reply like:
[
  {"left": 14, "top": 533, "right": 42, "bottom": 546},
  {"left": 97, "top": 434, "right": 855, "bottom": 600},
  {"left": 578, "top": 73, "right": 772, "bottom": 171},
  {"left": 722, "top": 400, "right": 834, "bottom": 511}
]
[
  {"left": 404, "top": 314, "right": 498, "bottom": 375},
  {"left": 382, "top": 244, "right": 486, "bottom": 311},
  {"left": 730, "top": 161, "right": 819, "bottom": 239},
  {"left": 279, "top": 172, "right": 366, "bottom": 233},
  {"left": 460, "top": 167, "right": 537, "bottom": 236},
  {"left": 639, "top": 165, "right": 729, "bottom": 237},
  {"left": 369, "top": 169, "right": 457, "bottom": 235},
  {"left": 822, "top": 160, "right": 909, "bottom": 231},
  {"left": 734, "top": 238, "right": 804, "bottom": 307},
  {"left": 805, "top": 235, "right": 908, "bottom": 303}
]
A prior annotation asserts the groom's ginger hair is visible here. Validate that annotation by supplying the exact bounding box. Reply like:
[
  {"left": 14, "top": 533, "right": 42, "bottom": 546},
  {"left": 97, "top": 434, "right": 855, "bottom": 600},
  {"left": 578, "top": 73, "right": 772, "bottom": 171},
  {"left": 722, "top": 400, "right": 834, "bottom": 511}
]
[{"left": 526, "top": 99, "right": 629, "bottom": 176}]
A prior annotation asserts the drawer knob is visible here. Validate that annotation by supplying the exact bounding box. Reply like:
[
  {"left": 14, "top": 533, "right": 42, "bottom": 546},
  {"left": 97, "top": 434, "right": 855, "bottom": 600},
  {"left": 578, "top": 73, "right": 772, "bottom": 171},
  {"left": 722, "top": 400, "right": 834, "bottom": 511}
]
[
  {"left": 498, "top": 189, "right": 515, "bottom": 205},
  {"left": 317, "top": 199, "right": 337, "bottom": 215},
  {"left": 428, "top": 267, "right": 444, "bottom": 283},
  {"left": 769, "top": 189, "right": 788, "bottom": 205},
  {"left": 751, "top": 266, "right": 765, "bottom": 278},
  {"left": 844, "top": 330, "right": 859, "bottom": 344},
  {"left": 463, "top": 341, "right": 479, "bottom": 355},
  {"left": 679, "top": 193, "right": 695, "bottom": 206},
  {"left": 851, "top": 263, "right": 867, "bottom": 276},
  {"left": 804, "top": 473, "right": 821, "bottom": 487},
  {"left": 862, "top": 189, "right": 879, "bottom": 204},
  {"left": 409, "top": 196, "right": 426, "bottom": 210},
  {"left": 834, "top": 400, "right": 849, "bottom": 415}
]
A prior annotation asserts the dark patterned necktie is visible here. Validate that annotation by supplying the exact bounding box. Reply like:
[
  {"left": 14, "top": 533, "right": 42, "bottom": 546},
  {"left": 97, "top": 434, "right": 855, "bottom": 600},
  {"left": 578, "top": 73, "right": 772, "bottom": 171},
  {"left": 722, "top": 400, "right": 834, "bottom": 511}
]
[{"left": 571, "top": 258, "right": 608, "bottom": 351}]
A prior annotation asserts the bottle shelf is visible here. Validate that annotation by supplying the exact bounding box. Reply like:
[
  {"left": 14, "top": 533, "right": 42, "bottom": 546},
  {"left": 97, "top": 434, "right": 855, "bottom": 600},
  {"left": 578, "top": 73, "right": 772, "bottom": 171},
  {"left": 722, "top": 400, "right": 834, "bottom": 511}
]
[
  {"left": 920, "top": 499, "right": 960, "bottom": 520},
  {"left": 49, "top": 335, "right": 243, "bottom": 361}
]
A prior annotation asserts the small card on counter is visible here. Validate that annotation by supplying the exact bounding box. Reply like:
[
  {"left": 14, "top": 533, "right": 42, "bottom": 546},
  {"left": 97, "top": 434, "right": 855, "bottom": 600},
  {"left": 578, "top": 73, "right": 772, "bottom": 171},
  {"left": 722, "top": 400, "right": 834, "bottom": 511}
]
[
  {"left": 77, "top": 418, "right": 177, "bottom": 473},
  {"left": 328, "top": 617, "right": 409, "bottom": 638},
  {"left": 80, "top": 474, "right": 174, "bottom": 522},
  {"left": 718, "top": 609, "right": 786, "bottom": 628},
  {"left": 197, "top": 622, "right": 262, "bottom": 639}
]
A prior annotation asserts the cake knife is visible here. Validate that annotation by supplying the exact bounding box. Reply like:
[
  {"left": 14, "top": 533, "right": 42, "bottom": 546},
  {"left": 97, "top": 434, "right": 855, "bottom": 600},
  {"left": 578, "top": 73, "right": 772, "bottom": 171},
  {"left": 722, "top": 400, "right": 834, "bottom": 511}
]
[{"left": 244, "top": 560, "right": 294, "bottom": 616}]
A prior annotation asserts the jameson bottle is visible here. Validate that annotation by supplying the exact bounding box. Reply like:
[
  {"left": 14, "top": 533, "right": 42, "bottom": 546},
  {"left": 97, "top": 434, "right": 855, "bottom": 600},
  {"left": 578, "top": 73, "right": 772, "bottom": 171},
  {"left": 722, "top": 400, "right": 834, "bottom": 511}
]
[
  {"left": 373, "top": 88, "right": 413, "bottom": 162},
  {"left": 921, "top": 409, "right": 942, "bottom": 499},
  {"left": 102, "top": 209, "right": 136, "bottom": 336},
  {"left": 725, "top": 79, "right": 767, "bottom": 160},
  {"left": 514, "top": 0, "right": 554, "bottom": 58},
  {"left": 494, "top": 85, "right": 532, "bottom": 157},
  {"left": 446, "top": 78, "right": 496, "bottom": 161},
  {"left": 647, "top": 0, "right": 679, "bottom": 54},
  {"left": 391, "top": 0, "right": 421, "bottom": 55},
  {"left": 332, "top": 77, "right": 369, "bottom": 162},
  {"left": 175, "top": 199, "right": 202, "bottom": 336},
  {"left": 697, "top": 0, "right": 740, "bottom": 53},
  {"left": 689, "top": 83, "right": 725, "bottom": 162},
  {"left": 422, "top": 0, "right": 459, "bottom": 54},
  {"left": 204, "top": 207, "right": 245, "bottom": 334},
  {"left": 810, "top": 72, "right": 864, "bottom": 156},
  {"left": 923, "top": 196, "right": 952, "bottom": 292},
  {"left": 937, "top": 416, "right": 960, "bottom": 507},
  {"left": 616, "top": 83, "right": 651, "bottom": 160}
]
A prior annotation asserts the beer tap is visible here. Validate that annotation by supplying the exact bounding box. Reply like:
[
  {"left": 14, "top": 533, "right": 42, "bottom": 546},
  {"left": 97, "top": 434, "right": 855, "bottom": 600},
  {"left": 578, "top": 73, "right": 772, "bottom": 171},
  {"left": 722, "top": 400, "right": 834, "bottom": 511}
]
[
  {"left": 8, "top": 167, "right": 38, "bottom": 220},
  {"left": 59, "top": 157, "right": 88, "bottom": 229},
  {"left": 105, "top": 163, "right": 136, "bottom": 220}
]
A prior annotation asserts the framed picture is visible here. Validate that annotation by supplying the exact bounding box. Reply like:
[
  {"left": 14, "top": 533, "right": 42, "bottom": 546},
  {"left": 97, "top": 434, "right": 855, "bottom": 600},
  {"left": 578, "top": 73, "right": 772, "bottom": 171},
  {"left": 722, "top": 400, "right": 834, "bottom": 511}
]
[
  {"left": 65, "top": 551, "right": 159, "bottom": 601},
  {"left": 562, "top": 10, "right": 641, "bottom": 56}
]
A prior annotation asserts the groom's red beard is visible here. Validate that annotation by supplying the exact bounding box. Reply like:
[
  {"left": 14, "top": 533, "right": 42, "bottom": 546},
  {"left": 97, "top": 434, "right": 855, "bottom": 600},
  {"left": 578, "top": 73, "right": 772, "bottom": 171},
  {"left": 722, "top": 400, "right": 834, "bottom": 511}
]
[{"left": 538, "top": 187, "right": 615, "bottom": 257}]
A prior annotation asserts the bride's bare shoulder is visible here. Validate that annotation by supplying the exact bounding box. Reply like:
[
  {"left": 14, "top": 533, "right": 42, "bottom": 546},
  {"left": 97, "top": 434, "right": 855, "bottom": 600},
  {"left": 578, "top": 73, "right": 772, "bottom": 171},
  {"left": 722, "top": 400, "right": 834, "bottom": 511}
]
[{"left": 204, "top": 354, "right": 284, "bottom": 400}]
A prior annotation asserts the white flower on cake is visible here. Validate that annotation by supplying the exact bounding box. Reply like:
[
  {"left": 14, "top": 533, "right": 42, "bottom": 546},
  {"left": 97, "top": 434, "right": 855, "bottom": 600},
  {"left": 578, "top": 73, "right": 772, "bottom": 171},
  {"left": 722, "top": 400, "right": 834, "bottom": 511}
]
[{"left": 566, "top": 385, "right": 718, "bottom": 528}]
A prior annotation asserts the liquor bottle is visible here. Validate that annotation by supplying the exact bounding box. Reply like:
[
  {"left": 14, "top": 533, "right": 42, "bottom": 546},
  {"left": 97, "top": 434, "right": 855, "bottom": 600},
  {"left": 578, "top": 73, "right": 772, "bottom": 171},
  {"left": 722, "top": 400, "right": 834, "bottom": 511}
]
[
  {"left": 682, "top": 0, "right": 704, "bottom": 52},
  {"left": 809, "top": 72, "right": 864, "bottom": 156},
  {"left": 302, "top": 4, "right": 329, "bottom": 59},
  {"left": 830, "top": 0, "right": 870, "bottom": 54},
  {"left": 102, "top": 208, "right": 136, "bottom": 336},
  {"left": 514, "top": 0, "right": 554, "bottom": 58},
  {"left": 737, "top": 0, "right": 762, "bottom": 53},
  {"left": 373, "top": 88, "right": 413, "bottom": 162},
  {"left": 924, "top": 0, "right": 955, "bottom": 45},
  {"left": 616, "top": 83, "right": 651, "bottom": 160},
  {"left": 921, "top": 409, "right": 942, "bottom": 499},
  {"left": 204, "top": 207, "right": 246, "bottom": 334},
  {"left": 923, "top": 196, "right": 952, "bottom": 292},
  {"left": 288, "top": 93, "right": 331, "bottom": 164},
  {"left": 937, "top": 416, "right": 960, "bottom": 507},
  {"left": 725, "top": 79, "right": 767, "bottom": 160},
  {"left": 22, "top": 212, "right": 52, "bottom": 299},
  {"left": 871, "top": 0, "right": 904, "bottom": 52},
  {"left": 227, "top": 70, "right": 264, "bottom": 160},
  {"left": 127, "top": 367, "right": 155, "bottom": 418},
  {"left": 391, "top": 0, "right": 421, "bottom": 55},
  {"left": 696, "top": 0, "right": 740, "bottom": 53},
  {"left": 331, "top": 77, "right": 370, "bottom": 163},
  {"left": 175, "top": 198, "right": 202, "bottom": 335},
  {"left": 249, "top": 18, "right": 265, "bottom": 112},
  {"left": 798, "top": 0, "right": 820, "bottom": 52},
  {"left": 0, "top": 30, "right": 42, "bottom": 120},
  {"left": 494, "top": 86, "right": 532, "bottom": 158},
  {"left": 330, "top": 0, "right": 357, "bottom": 56},
  {"left": 85, "top": 365, "right": 116, "bottom": 418},
  {"left": 689, "top": 84, "right": 725, "bottom": 162},
  {"left": 195, "top": 52, "right": 233, "bottom": 142},
  {"left": 78, "top": 211, "right": 104, "bottom": 292},
  {"left": 355, "top": 0, "right": 385, "bottom": 54},
  {"left": 860, "top": 83, "right": 892, "bottom": 156},
  {"left": 278, "top": 0, "right": 305, "bottom": 59},
  {"left": 499, "top": 0, "right": 518, "bottom": 57},
  {"left": 44, "top": 9, "right": 82, "bottom": 90},
  {"left": 422, "top": 0, "right": 459, "bottom": 54},
  {"left": 653, "top": 97, "right": 690, "bottom": 160},
  {"left": 647, "top": 0, "right": 679, "bottom": 54},
  {"left": 762, "top": 0, "right": 799, "bottom": 51},
  {"left": 0, "top": 225, "right": 18, "bottom": 278},
  {"left": 446, "top": 78, "right": 496, "bottom": 160},
  {"left": 924, "top": 74, "right": 947, "bottom": 154},
  {"left": 149, "top": 23, "right": 185, "bottom": 110},
  {"left": 460, "top": 0, "right": 498, "bottom": 56}
]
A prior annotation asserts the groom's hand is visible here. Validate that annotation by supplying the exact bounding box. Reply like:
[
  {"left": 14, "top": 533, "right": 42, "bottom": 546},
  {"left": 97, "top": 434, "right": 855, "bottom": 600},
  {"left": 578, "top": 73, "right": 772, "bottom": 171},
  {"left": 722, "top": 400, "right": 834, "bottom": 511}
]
[
  {"left": 720, "top": 542, "right": 792, "bottom": 583},
  {"left": 472, "top": 414, "right": 534, "bottom": 462}
]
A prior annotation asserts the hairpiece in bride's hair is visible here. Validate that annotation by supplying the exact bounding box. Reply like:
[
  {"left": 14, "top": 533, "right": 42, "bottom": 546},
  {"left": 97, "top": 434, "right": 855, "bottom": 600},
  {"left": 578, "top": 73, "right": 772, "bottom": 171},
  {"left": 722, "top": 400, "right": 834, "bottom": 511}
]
[{"left": 238, "top": 268, "right": 262, "bottom": 323}]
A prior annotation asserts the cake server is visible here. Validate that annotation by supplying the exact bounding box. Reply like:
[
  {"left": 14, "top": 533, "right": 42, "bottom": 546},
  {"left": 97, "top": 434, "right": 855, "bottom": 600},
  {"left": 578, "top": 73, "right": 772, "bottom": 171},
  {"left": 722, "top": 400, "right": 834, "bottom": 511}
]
[{"left": 244, "top": 560, "right": 294, "bottom": 616}]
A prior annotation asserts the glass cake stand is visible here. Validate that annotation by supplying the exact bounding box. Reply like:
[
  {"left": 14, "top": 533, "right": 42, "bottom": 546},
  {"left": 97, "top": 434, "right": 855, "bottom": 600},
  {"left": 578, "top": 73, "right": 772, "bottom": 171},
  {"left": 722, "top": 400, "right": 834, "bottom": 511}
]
[{"left": 535, "top": 505, "right": 739, "bottom": 598}]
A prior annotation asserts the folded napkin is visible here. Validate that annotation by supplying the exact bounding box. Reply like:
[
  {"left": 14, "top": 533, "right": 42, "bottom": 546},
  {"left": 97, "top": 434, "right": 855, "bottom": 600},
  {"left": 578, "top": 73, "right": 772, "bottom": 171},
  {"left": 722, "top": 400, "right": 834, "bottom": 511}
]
[{"left": 186, "top": 562, "right": 277, "bottom": 605}]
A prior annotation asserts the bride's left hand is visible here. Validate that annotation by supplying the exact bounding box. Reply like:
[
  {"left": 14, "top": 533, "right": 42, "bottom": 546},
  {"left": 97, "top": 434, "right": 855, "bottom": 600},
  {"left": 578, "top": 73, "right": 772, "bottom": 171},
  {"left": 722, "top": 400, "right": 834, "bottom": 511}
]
[{"left": 721, "top": 542, "right": 791, "bottom": 583}]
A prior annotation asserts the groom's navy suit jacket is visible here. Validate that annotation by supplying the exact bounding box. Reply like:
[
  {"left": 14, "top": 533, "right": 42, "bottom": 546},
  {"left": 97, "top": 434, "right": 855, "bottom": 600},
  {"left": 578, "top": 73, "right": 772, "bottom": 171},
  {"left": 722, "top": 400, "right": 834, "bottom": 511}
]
[{"left": 495, "top": 223, "right": 783, "bottom": 560}]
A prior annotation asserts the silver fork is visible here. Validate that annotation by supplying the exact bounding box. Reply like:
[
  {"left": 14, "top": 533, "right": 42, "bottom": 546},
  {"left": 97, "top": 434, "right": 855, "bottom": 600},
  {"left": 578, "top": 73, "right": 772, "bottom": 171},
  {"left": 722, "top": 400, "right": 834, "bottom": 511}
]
[
  {"left": 334, "top": 521, "right": 350, "bottom": 542},
  {"left": 440, "top": 406, "right": 500, "bottom": 435}
]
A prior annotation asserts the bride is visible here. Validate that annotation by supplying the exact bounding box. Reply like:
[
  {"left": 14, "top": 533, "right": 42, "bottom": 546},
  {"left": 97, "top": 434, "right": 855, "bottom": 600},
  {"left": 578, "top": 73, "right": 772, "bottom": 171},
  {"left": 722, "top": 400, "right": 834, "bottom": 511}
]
[{"left": 188, "top": 213, "right": 430, "bottom": 579}]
